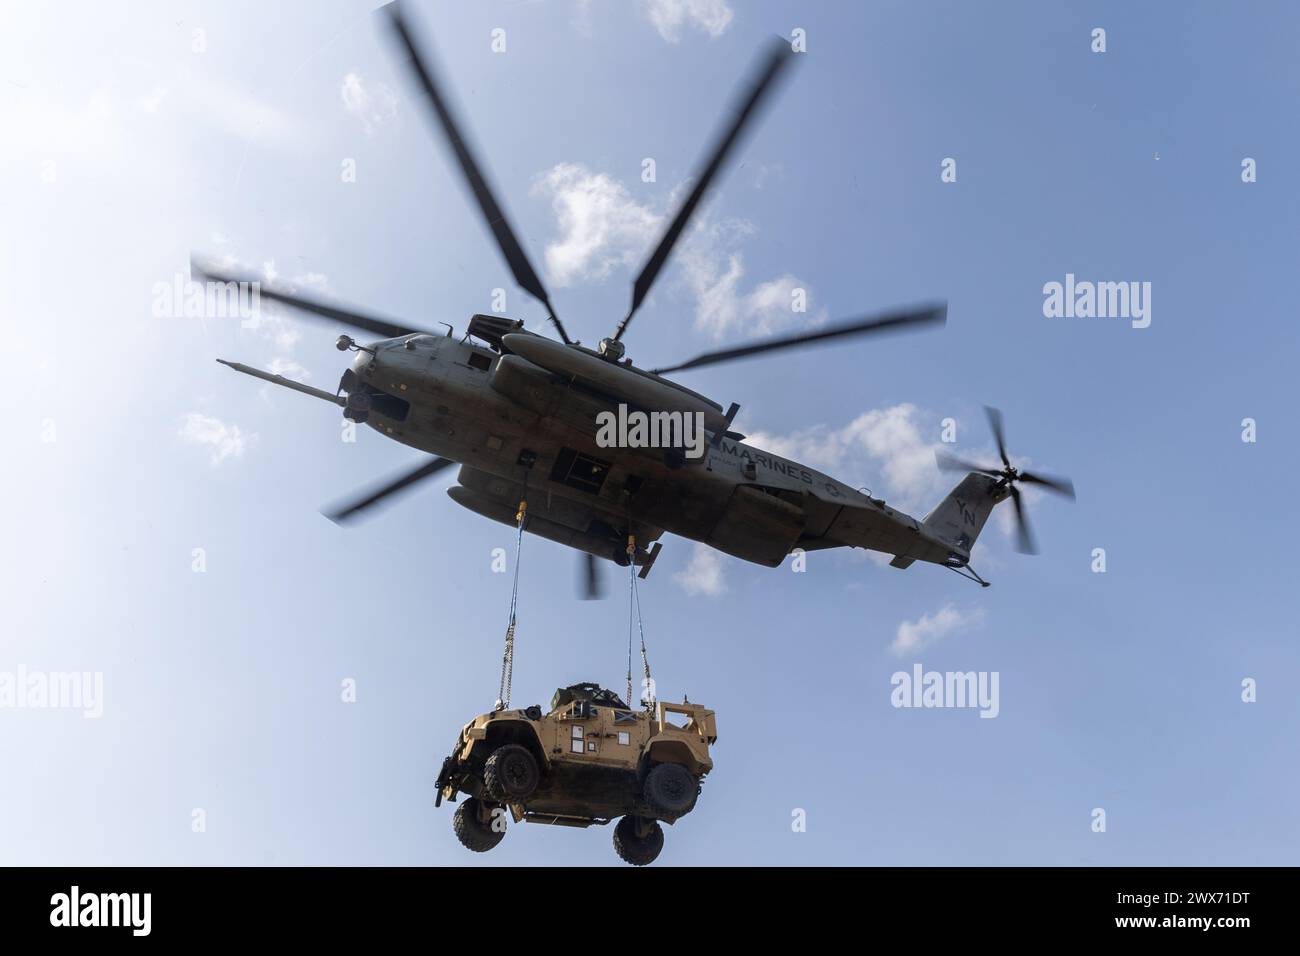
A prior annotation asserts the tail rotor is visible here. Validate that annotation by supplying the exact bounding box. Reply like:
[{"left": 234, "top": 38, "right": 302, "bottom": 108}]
[{"left": 935, "top": 406, "right": 1075, "bottom": 555}]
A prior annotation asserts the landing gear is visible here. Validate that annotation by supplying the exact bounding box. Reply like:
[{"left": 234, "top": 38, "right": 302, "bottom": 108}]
[
  {"left": 946, "top": 561, "right": 992, "bottom": 588},
  {"left": 452, "top": 797, "right": 505, "bottom": 852},
  {"left": 613, "top": 815, "right": 664, "bottom": 866}
]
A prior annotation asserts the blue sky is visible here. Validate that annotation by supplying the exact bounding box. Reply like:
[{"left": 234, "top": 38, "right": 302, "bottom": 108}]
[{"left": 2, "top": 0, "right": 1297, "bottom": 865}]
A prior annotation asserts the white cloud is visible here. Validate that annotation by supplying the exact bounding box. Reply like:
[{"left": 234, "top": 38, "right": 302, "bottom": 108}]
[
  {"left": 268, "top": 357, "right": 310, "bottom": 381},
  {"left": 341, "top": 72, "right": 397, "bottom": 135},
  {"left": 642, "top": 0, "right": 734, "bottom": 42},
  {"left": 256, "top": 266, "right": 332, "bottom": 351},
  {"left": 743, "top": 405, "right": 1033, "bottom": 554},
  {"left": 532, "top": 163, "right": 662, "bottom": 286},
  {"left": 531, "top": 162, "right": 813, "bottom": 339},
  {"left": 294, "top": 271, "right": 329, "bottom": 290},
  {"left": 179, "top": 413, "right": 255, "bottom": 465},
  {"left": 843, "top": 407, "right": 947, "bottom": 507},
  {"left": 672, "top": 210, "right": 816, "bottom": 340},
  {"left": 890, "top": 604, "right": 985, "bottom": 656},
  {"left": 685, "top": 245, "right": 810, "bottom": 340},
  {"left": 749, "top": 161, "right": 785, "bottom": 190},
  {"left": 745, "top": 404, "right": 947, "bottom": 513},
  {"left": 674, "top": 543, "right": 726, "bottom": 596}
]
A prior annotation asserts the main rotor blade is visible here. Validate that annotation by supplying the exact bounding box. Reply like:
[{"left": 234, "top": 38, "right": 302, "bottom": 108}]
[
  {"left": 1018, "top": 470, "right": 1076, "bottom": 499},
  {"left": 384, "top": 3, "right": 569, "bottom": 345},
  {"left": 324, "top": 456, "right": 456, "bottom": 525},
  {"left": 1008, "top": 486, "right": 1038, "bottom": 555},
  {"left": 614, "top": 36, "right": 795, "bottom": 342},
  {"left": 650, "top": 303, "right": 945, "bottom": 375},
  {"left": 579, "top": 552, "right": 605, "bottom": 600},
  {"left": 935, "top": 449, "right": 1002, "bottom": 478},
  {"left": 984, "top": 405, "right": 1011, "bottom": 469},
  {"left": 192, "top": 257, "right": 424, "bottom": 340}
]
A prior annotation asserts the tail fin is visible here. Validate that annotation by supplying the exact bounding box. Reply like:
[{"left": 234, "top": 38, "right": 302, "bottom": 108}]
[{"left": 922, "top": 473, "right": 1006, "bottom": 555}]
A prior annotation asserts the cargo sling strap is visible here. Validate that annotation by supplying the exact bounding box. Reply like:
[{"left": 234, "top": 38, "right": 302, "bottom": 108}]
[
  {"left": 495, "top": 495, "right": 528, "bottom": 711},
  {"left": 625, "top": 535, "right": 654, "bottom": 711}
]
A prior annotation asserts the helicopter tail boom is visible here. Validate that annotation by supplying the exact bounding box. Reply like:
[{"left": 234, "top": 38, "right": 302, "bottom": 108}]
[{"left": 919, "top": 472, "right": 1008, "bottom": 558}]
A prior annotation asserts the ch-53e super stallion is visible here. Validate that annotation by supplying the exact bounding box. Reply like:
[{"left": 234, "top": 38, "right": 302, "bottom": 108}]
[{"left": 198, "top": 3, "right": 1074, "bottom": 595}]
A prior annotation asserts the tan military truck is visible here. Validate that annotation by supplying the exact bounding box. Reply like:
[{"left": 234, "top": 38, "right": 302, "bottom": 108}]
[{"left": 435, "top": 683, "right": 716, "bottom": 865}]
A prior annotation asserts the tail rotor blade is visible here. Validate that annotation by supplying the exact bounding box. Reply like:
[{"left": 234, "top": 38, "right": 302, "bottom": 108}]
[
  {"left": 1018, "top": 470, "right": 1076, "bottom": 499},
  {"left": 935, "top": 449, "right": 1002, "bottom": 477},
  {"left": 1008, "top": 486, "right": 1038, "bottom": 555},
  {"left": 984, "top": 405, "right": 1011, "bottom": 469},
  {"left": 946, "top": 407, "right": 1073, "bottom": 556}
]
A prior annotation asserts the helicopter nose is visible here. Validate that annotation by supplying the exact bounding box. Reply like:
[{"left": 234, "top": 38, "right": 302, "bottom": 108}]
[
  {"left": 337, "top": 349, "right": 371, "bottom": 396},
  {"left": 351, "top": 346, "right": 375, "bottom": 374}
]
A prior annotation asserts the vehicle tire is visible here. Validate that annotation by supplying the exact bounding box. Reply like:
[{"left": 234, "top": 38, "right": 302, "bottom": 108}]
[
  {"left": 484, "top": 744, "right": 540, "bottom": 802},
  {"left": 452, "top": 797, "right": 505, "bottom": 853},
  {"left": 613, "top": 815, "right": 664, "bottom": 866},
  {"left": 643, "top": 761, "right": 697, "bottom": 816}
]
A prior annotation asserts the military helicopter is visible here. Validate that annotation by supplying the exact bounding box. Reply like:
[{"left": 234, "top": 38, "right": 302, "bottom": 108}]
[{"left": 197, "top": 3, "right": 1074, "bottom": 595}]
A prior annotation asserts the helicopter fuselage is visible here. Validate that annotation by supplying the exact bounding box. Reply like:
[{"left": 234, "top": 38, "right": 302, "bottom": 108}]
[{"left": 340, "top": 327, "right": 962, "bottom": 571}]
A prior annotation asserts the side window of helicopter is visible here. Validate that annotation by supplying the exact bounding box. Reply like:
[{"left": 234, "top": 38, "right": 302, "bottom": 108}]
[
  {"left": 466, "top": 351, "right": 492, "bottom": 372},
  {"left": 550, "top": 448, "right": 612, "bottom": 495}
]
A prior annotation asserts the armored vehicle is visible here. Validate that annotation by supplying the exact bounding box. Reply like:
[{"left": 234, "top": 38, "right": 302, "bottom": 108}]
[{"left": 435, "top": 683, "right": 716, "bottom": 865}]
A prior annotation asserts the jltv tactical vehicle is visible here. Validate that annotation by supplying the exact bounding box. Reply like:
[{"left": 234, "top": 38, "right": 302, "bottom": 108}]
[{"left": 435, "top": 683, "right": 716, "bottom": 865}]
